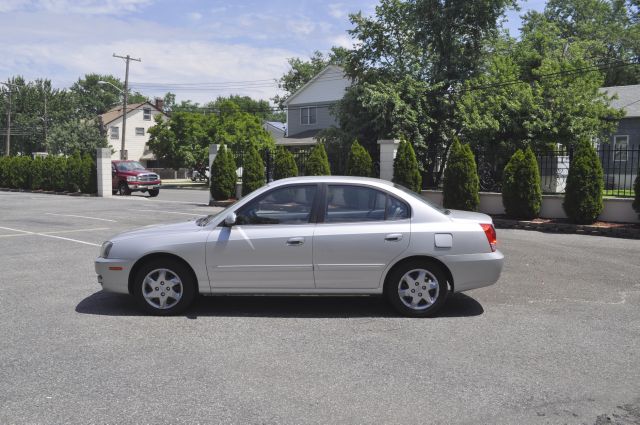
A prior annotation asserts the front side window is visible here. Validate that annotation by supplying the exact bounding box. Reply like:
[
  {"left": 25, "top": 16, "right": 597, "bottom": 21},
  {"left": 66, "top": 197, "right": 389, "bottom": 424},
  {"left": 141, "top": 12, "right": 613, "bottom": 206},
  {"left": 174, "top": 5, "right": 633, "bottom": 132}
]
[
  {"left": 300, "top": 107, "right": 317, "bottom": 125},
  {"left": 143, "top": 108, "right": 151, "bottom": 120},
  {"left": 325, "top": 185, "right": 408, "bottom": 223},
  {"left": 110, "top": 126, "right": 119, "bottom": 139},
  {"left": 236, "top": 185, "right": 317, "bottom": 225},
  {"left": 614, "top": 135, "right": 628, "bottom": 161},
  {"left": 135, "top": 127, "right": 145, "bottom": 136}
]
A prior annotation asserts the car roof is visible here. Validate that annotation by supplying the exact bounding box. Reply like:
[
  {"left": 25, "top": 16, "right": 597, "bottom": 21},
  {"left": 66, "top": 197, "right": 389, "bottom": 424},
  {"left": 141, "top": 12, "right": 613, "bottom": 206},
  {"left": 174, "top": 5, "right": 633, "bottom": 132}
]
[{"left": 269, "top": 176, "right": 395, "bottom": 187}]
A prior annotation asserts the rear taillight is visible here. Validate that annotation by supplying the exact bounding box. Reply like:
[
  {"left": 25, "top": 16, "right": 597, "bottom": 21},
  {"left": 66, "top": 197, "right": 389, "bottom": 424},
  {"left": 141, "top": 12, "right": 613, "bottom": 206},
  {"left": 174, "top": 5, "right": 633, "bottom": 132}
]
[{"left": 480, "top": 223, "right": 497, "bottom": 252}]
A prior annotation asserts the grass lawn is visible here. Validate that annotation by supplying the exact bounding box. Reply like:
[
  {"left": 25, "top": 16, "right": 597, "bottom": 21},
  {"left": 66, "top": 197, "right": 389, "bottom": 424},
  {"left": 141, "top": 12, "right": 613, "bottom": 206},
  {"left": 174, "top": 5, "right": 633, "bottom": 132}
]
[{"left": 603, "top": 189, "right": 635, "bottom": 198}]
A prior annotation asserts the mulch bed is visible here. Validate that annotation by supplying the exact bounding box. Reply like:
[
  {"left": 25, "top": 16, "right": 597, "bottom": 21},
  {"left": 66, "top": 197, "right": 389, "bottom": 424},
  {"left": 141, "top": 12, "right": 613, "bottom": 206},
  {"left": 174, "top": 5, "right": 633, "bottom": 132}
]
[{"left": 492, "top": 216, "right": 640, "bottom": 239}]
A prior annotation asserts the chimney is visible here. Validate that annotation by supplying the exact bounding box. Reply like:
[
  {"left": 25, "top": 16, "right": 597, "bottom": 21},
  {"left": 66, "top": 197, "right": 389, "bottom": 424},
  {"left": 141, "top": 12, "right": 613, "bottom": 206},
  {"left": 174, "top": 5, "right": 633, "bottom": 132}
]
[{"left": 154, "top": 97, "right": 164, "bottom": 112}]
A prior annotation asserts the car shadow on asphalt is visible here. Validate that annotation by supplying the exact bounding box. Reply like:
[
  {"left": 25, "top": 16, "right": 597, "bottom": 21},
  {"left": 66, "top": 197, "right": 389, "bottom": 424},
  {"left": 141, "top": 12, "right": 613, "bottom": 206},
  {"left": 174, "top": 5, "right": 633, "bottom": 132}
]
[{"left": 75, "top": 291, "right": 484, "bottom": 319}]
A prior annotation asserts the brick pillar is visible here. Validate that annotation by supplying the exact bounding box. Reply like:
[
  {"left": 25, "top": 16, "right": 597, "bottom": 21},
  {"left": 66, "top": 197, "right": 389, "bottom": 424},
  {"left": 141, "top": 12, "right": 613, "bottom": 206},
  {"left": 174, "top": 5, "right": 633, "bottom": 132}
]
[
  {"left": 96, "top": 148, "right": 112, "bottom": 197},
  {"left": 377, "top": 139, "right": 400, "bottom": 181}
]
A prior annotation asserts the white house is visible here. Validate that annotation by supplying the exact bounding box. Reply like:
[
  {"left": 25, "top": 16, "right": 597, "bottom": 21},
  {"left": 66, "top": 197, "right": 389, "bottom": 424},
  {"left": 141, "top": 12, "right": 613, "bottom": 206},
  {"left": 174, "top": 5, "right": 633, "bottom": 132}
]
[
  {"left": 99, "top": 99, "right": 167, "bottom": 165},
  {"left": 282, "top": 65, "right": 351, "bottom": 145}
]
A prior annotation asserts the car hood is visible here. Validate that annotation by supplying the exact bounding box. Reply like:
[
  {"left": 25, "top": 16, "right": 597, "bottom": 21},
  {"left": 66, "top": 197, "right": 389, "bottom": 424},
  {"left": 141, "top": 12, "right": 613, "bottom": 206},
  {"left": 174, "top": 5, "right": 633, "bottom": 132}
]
[
  {"left": 447, "top": 209, "right": 493, "bottom": 224},
  {"left": 111, "top": 219, "right": 206, "bottom": 241}
]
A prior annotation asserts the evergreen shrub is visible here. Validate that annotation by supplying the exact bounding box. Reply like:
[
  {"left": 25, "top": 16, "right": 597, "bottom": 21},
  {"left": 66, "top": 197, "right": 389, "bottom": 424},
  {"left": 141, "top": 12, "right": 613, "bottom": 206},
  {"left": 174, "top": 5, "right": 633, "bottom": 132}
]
[
  {"left": 392, "top": 140, "right": 421, "bottom": 192},
  {"left": 210, "top": 145, "right": 237, "bottom": 200},
  {"left": 346, "top": 140, "right": 373, "bottom": 177},
  {"left": 242, "top": 143, "right": 265, "bottom": 196},
  {"left": 563, "top": 140, "right": 603, "bottom": 224},
  {"left": 442, "top": 140, "right": 480, "bottom": 211},
  {"left": 305, "top": 144, "right": 331, "bottom": 176},
  {"left": 273, "top": 146, "right": 298, "bottom": 180},
  {"left": 502, "top": 147, "right": 542, "bottom": 219}
]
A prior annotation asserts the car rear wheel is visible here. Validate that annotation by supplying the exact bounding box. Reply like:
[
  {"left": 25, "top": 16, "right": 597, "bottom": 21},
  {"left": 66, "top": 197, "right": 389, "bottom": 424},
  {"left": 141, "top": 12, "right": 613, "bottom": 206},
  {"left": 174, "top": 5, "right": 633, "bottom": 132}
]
[
  {"left": 148, "top": 189, "right": 159, "bottom": 197},
  {"left": 385, "top": 260, "right": 449, "bottom": 317},
  {"left": 133, "top": 259, "right": 196, "bottom": 315},
  {"left": 117, "top": 182, "right": 131, "bottom": 196}
]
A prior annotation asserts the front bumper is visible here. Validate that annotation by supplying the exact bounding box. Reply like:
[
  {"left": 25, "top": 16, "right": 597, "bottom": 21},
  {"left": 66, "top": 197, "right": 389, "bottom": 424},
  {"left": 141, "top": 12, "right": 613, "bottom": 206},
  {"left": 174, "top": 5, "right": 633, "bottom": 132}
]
[
  {"left": 127, "top": 181, "right": 161, "bottom": 192},
  {"left": 95, "top": 258, "right": 133, "bottom": 294},
  {"left": 440, "top": 250, "right": 504, "bottom": 293}
]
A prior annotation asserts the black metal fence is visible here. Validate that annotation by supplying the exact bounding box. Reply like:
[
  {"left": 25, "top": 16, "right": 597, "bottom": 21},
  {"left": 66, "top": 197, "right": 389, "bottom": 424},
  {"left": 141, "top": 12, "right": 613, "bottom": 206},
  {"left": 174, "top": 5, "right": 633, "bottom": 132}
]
[{"left": 423, "top": 146, "right": 639, "bottom": 198}]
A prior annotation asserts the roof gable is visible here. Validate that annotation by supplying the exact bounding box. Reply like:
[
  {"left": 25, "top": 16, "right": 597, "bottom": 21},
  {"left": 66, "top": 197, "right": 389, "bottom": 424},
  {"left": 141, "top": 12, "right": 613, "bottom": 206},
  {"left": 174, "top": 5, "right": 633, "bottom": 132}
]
[
  {"left": 284, "top": 65, "right": 350, "bottom": 106},
  {"left": 601, "top": 84, "right": 640, "bottom": 118},
  {"left": 99, "top": 101, "right": 166, "bottom": 126}
]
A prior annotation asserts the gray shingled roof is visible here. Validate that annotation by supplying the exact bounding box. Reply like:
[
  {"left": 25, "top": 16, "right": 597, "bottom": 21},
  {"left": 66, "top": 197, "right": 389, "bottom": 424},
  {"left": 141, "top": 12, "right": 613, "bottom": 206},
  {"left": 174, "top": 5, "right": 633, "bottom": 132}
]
[{"left": 601, "top": 84, "right": 640, "bottom": 118}]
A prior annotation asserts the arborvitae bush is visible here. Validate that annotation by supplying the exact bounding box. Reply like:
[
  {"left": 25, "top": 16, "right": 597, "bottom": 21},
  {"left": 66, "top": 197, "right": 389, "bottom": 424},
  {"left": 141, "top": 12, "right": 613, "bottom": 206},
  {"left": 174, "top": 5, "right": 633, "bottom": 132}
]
[
  {"left": 210, "top": 145, "right": 237, "bottom": 200},
  {"left": 13, "top": 156, "right": 32, "bottom": 190},
  {"left": 502, "top": 147, "right": 542, "bottom": 219},
  {"left": 563, "top": 140, "right": 603, "bottom": 224},
  {"left": 392, "top": 140, "right": 422, "bottom": 192},
  {"left": 242, "top": 143, "right": 265, "bottom": 196},
  {"left": 633, "top": 170, "right": 640, "bottom": 217},
  {"left": 31, "top": 157, "right": 45, "bottom": 190},
  {"left": 82, "top": 153, "right": 97, "bottom": 194},
  {"left": 52, "top": 156, "right": 67, "bottom": 192},
  {"left": 305, "top": 143, "right": 331, "bottom": 176},
  {"left": 273, "top": 146, "right": 298, "bottom": 180},
  {"left": 0, "top": 157, "right": 8, "bottom": 187},
  {"left": 443, "top": 139, "right": 480, "bottom": 211},
  {"left": 66, "top": 151, "right": 83, "bottom": 192},
  {"left": 346, "top": 140, "right": 373, "bottom": 177}
]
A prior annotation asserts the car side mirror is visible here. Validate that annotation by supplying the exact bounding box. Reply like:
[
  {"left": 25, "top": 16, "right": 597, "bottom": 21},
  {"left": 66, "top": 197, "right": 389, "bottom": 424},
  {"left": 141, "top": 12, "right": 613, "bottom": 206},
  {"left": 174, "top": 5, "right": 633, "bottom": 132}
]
[{"left": 224, "top": 213, "right": 237, "bottom": 227}]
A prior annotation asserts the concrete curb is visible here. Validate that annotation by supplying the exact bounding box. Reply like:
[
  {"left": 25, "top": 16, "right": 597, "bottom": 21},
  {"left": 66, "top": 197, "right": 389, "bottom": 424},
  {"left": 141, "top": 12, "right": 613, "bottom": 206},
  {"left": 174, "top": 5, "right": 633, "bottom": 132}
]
[
  {"left": 0, "top": 188, "right": 96, "bottom": 197},
  {"left": 493, "top": 217, "right": 640, "bottom": 239}
]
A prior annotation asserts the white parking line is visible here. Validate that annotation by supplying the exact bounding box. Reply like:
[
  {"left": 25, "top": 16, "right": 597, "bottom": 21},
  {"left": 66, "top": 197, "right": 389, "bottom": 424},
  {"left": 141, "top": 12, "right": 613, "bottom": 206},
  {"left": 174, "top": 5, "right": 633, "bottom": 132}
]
[
  {"left": 132, "top": 209, "right": 204, "bottom": 216},
  {"left": 45, "top": 213, "right": 117, "bottom": 222},
  {"left": 0, "top": 226, "right": 101, "bottom": 246},
  {"left": 0, "top": 227, "right": 110, "bottom": 238}
]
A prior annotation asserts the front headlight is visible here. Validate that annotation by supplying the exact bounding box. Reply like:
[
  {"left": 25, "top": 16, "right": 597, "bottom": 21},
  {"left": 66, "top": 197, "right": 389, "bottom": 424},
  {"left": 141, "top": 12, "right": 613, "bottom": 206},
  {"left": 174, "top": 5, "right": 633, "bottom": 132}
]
[
  {"left": 127, "top": 175, "right": 138, "bottom": 182},
  {"left": 100, "top": 241, "right": 113, "bottom": 258}
]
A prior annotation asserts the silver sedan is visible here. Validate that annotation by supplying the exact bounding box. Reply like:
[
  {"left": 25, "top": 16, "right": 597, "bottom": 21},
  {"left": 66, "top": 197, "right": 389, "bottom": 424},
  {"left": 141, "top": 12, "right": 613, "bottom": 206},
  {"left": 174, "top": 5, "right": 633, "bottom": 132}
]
[{"left": 95, "top": 176, "right": 503, "bottom": 317}]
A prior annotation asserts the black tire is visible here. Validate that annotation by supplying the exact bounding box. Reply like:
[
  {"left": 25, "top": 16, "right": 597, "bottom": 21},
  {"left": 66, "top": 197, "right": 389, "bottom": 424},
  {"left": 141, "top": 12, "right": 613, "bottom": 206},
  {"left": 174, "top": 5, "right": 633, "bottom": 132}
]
[
  {"left": 384, "top": 260, "right": 449, "bottom": 317},
  {"left": 117, "top": 182, "right": 131, "bottom": 196},
  {"left": 148, "top": 189, "right": 159, "bottom": 197},
  {"left": 133, "top": 258, "right": 196, "bottom": 315}
]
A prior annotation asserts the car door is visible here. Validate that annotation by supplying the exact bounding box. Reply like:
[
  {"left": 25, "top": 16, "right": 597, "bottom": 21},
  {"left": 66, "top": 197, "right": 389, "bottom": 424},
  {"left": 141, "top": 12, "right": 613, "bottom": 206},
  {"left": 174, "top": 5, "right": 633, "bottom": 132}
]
[
  {"left": 207, "top": 184, "right": 319, "bottom": 289},
  {"left": 313, "top": 184, "right": 410, "bottom": 289}
]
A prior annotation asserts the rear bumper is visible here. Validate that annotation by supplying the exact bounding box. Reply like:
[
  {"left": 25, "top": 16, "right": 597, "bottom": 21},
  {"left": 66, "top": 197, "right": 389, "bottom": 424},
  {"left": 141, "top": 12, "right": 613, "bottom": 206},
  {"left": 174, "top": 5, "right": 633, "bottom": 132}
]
[
  {"left": 95, "top": 258, "right": 133, "bottom": 294},
  {"left": 440, "top": 250, "right": 504, "bottom": 293}
]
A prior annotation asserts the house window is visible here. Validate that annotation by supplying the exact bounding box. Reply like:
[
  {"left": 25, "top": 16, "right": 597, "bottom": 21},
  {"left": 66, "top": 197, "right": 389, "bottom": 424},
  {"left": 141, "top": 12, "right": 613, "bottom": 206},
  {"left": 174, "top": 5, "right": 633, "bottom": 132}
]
[
  {"left": 110, "top": 126, "right": 119, "bottom": 139},
  {"left": 300, "top": 107, "right": 316, "bottom": 125},
  {"left": 614, "top": 135, "right": 628, "bottom": 161},
  {"left": 135, "top": 127, "right": 145, "bottom": 136},
  {"left": 143, "top": 107, "right": 151, "bottom": 121}
]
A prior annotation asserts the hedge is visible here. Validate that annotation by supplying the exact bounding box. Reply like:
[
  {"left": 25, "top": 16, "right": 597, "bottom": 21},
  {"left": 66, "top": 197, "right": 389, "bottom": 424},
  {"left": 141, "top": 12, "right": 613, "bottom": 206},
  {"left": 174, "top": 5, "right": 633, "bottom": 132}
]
[{"left": 0, "top": 153, "right": 97, "bottom": 194}]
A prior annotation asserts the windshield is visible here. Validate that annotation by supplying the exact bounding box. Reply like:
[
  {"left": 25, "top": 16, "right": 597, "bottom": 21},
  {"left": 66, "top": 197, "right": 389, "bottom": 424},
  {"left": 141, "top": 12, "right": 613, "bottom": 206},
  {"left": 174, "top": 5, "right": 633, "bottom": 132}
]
[
  {"left": 392, "top": 183, "right": 450, "bottom": 215},
  {"left": 116, "top": 161, "right": 146, "bottom": 171}
]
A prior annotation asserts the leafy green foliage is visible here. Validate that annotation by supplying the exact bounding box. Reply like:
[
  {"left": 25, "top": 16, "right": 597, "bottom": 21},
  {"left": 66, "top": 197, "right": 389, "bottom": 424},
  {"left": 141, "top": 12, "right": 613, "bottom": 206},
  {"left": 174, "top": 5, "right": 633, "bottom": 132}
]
[
  {"left": 0, "top": 154, "right": 93, "bottom": 193},
  {"left": 48, "top": 118, "right": 108, "bottom": 156},
  {"left": 563, "top": 140, "right": 604, "bottom": 224},
  {"left": 210, "top": 145, "right": 237, "bottom": 200},
  {"left": 65, "top": 151, "right": 83, "bottom": 192},
  {"left": 502, "top": 148, "right": 542, "bottom": 219},
  {"left": 242, "top": 143, "right": 265, "bottom": 196},
  {"left": 346, "top": 140, "right": 373, "bottom": 177},
  {"left": 305, "top": 144, "right": 331, "bottom": 176},
  {"left": 443, "top": 140, "right": 480, "bottom": 211},
  {"left": 633, "top": 170, "right": 640, "bottom": 216},
  {"left": 82, "top": 153, "right": 97, "bottom": 194},
  {"left": 273, "top": 146, "right": 298, "bottom": 180},
  {"left": 392, "top": 140, "right": 422, "bottom": 192}
]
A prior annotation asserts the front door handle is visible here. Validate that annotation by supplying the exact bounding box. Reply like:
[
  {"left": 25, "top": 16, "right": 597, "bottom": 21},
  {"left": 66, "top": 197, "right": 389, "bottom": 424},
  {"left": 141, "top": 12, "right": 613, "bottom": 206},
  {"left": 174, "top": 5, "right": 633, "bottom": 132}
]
[
  {"left": 286, "top": 237, "right": 305, "bottom": 246},
  {"left": 385, "top": 233, "right": 403, "bottom": 242}
]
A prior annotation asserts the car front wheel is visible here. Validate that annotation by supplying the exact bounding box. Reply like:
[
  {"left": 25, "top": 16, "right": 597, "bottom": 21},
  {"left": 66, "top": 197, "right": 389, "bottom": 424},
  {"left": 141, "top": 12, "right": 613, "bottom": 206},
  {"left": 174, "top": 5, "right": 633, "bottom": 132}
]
[
  {"left": 133, "top": 259, "right": 196, "bottom": 315},
  {"left": 148, "top": 189, "right": 159, "bottom": 197},
  {"left": 385, "top": 260, "right": 449, "bottom": 317},
  {"left": 117, "top": 182, "right": 131, "bottom": 196}
]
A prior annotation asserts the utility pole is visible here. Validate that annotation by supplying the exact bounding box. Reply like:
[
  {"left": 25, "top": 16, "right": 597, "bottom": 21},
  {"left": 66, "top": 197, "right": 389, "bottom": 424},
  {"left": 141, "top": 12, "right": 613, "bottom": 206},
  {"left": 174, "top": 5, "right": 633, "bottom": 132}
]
[
  {"left": 43, "top": 92, "right": 48, "bottom": 152},
  {"left": 113, "top": 53, "right": 141, "bottom": 160},
  {"left": 0, "top": 82, "right": 15, "bottom": 157}
]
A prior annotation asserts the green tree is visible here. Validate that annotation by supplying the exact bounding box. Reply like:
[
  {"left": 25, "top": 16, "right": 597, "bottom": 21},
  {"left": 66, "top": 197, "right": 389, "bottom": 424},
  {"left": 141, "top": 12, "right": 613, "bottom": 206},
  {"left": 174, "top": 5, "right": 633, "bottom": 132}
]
[
  {"left": 502, "top": 148, "right": 542, "bottom": 219},
  {"left": 210, "top": 145, "right": 237, "bottom": 200},
  {"left": 443, "top": 140, "right": 480, "bottom": 211},
  {"left": 242, "top": 143, "right": 265, "bottom": 196},
  {"left": 346, "top": 140, "right": 373, "bottom": 177},
  {"left": 563, "top": 140, "right": 604, "bottom": 224},
  {"left": 69, "top": 73, "right": 146, "bottom": 117},
  {"left": 305, "top": 144, "right": 331, "bottom": 176},
  {"left": 392, "top": 140, "right": 422, "bottom": 192},
  {"left": 47, "top": 118, "right": 108, "bottom": 156},
  {"left": 273, "top": 146, "right": 298, "bottom": 180}
]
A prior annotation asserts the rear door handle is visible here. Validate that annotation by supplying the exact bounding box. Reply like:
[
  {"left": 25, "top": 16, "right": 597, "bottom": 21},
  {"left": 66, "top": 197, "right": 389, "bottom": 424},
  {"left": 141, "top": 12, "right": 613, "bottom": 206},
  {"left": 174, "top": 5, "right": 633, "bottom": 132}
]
[
  {"left": 286, "top": 237, "right": 305, "bottom": 246},
  {"left": 385, "top": 233, "right": 403, "bottom": 242}
]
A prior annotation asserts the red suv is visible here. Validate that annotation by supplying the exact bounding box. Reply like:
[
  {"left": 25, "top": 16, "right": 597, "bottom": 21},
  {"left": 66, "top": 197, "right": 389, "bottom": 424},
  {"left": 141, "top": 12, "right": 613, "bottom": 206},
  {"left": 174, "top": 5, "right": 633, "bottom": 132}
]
[{"left": 112, "top": 160, "right": 161, "bottom": 197}]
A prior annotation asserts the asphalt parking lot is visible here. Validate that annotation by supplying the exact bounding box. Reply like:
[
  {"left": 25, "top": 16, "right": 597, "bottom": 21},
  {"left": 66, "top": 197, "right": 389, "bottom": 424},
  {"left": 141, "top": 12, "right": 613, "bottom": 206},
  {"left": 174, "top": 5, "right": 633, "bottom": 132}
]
[{"left": 1, "top": 188, "right": 639, "bottom": 425}]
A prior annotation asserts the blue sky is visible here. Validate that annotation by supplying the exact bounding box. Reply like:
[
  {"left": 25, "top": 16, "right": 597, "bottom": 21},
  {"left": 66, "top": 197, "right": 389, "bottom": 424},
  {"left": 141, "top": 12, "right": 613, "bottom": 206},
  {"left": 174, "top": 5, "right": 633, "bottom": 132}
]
[{"left": 0, "top": 0, "right": 546, "bottom": 104}]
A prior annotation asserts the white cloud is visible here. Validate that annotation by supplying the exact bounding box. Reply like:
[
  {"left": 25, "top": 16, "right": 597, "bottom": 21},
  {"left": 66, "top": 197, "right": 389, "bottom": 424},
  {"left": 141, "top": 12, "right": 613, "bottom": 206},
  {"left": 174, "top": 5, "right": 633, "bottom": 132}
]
[
  {"left": 331, "top": 33, "right": 353, "bottom": 49},
  {"left": 188, "top": 11, "right": 202, "bottom": 21},
  {"left": 328, "top": 3, "right": 347, "bottom": 19},
  {"left": 0, "top": 0, "right": 154, "bottom": 15},
  {"left": 0, "top": 0, "right": 31, "bottom": 13}
]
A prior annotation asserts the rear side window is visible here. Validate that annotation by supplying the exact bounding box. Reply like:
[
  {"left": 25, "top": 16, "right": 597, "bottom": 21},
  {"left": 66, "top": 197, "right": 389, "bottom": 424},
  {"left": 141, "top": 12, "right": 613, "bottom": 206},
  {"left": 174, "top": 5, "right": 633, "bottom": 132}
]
[
  {"left": 236, "top": 185, "right": 317, "bottom": 225},
  {"left": 325, "top": 185, "right": 409, "bottom": 223}
]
